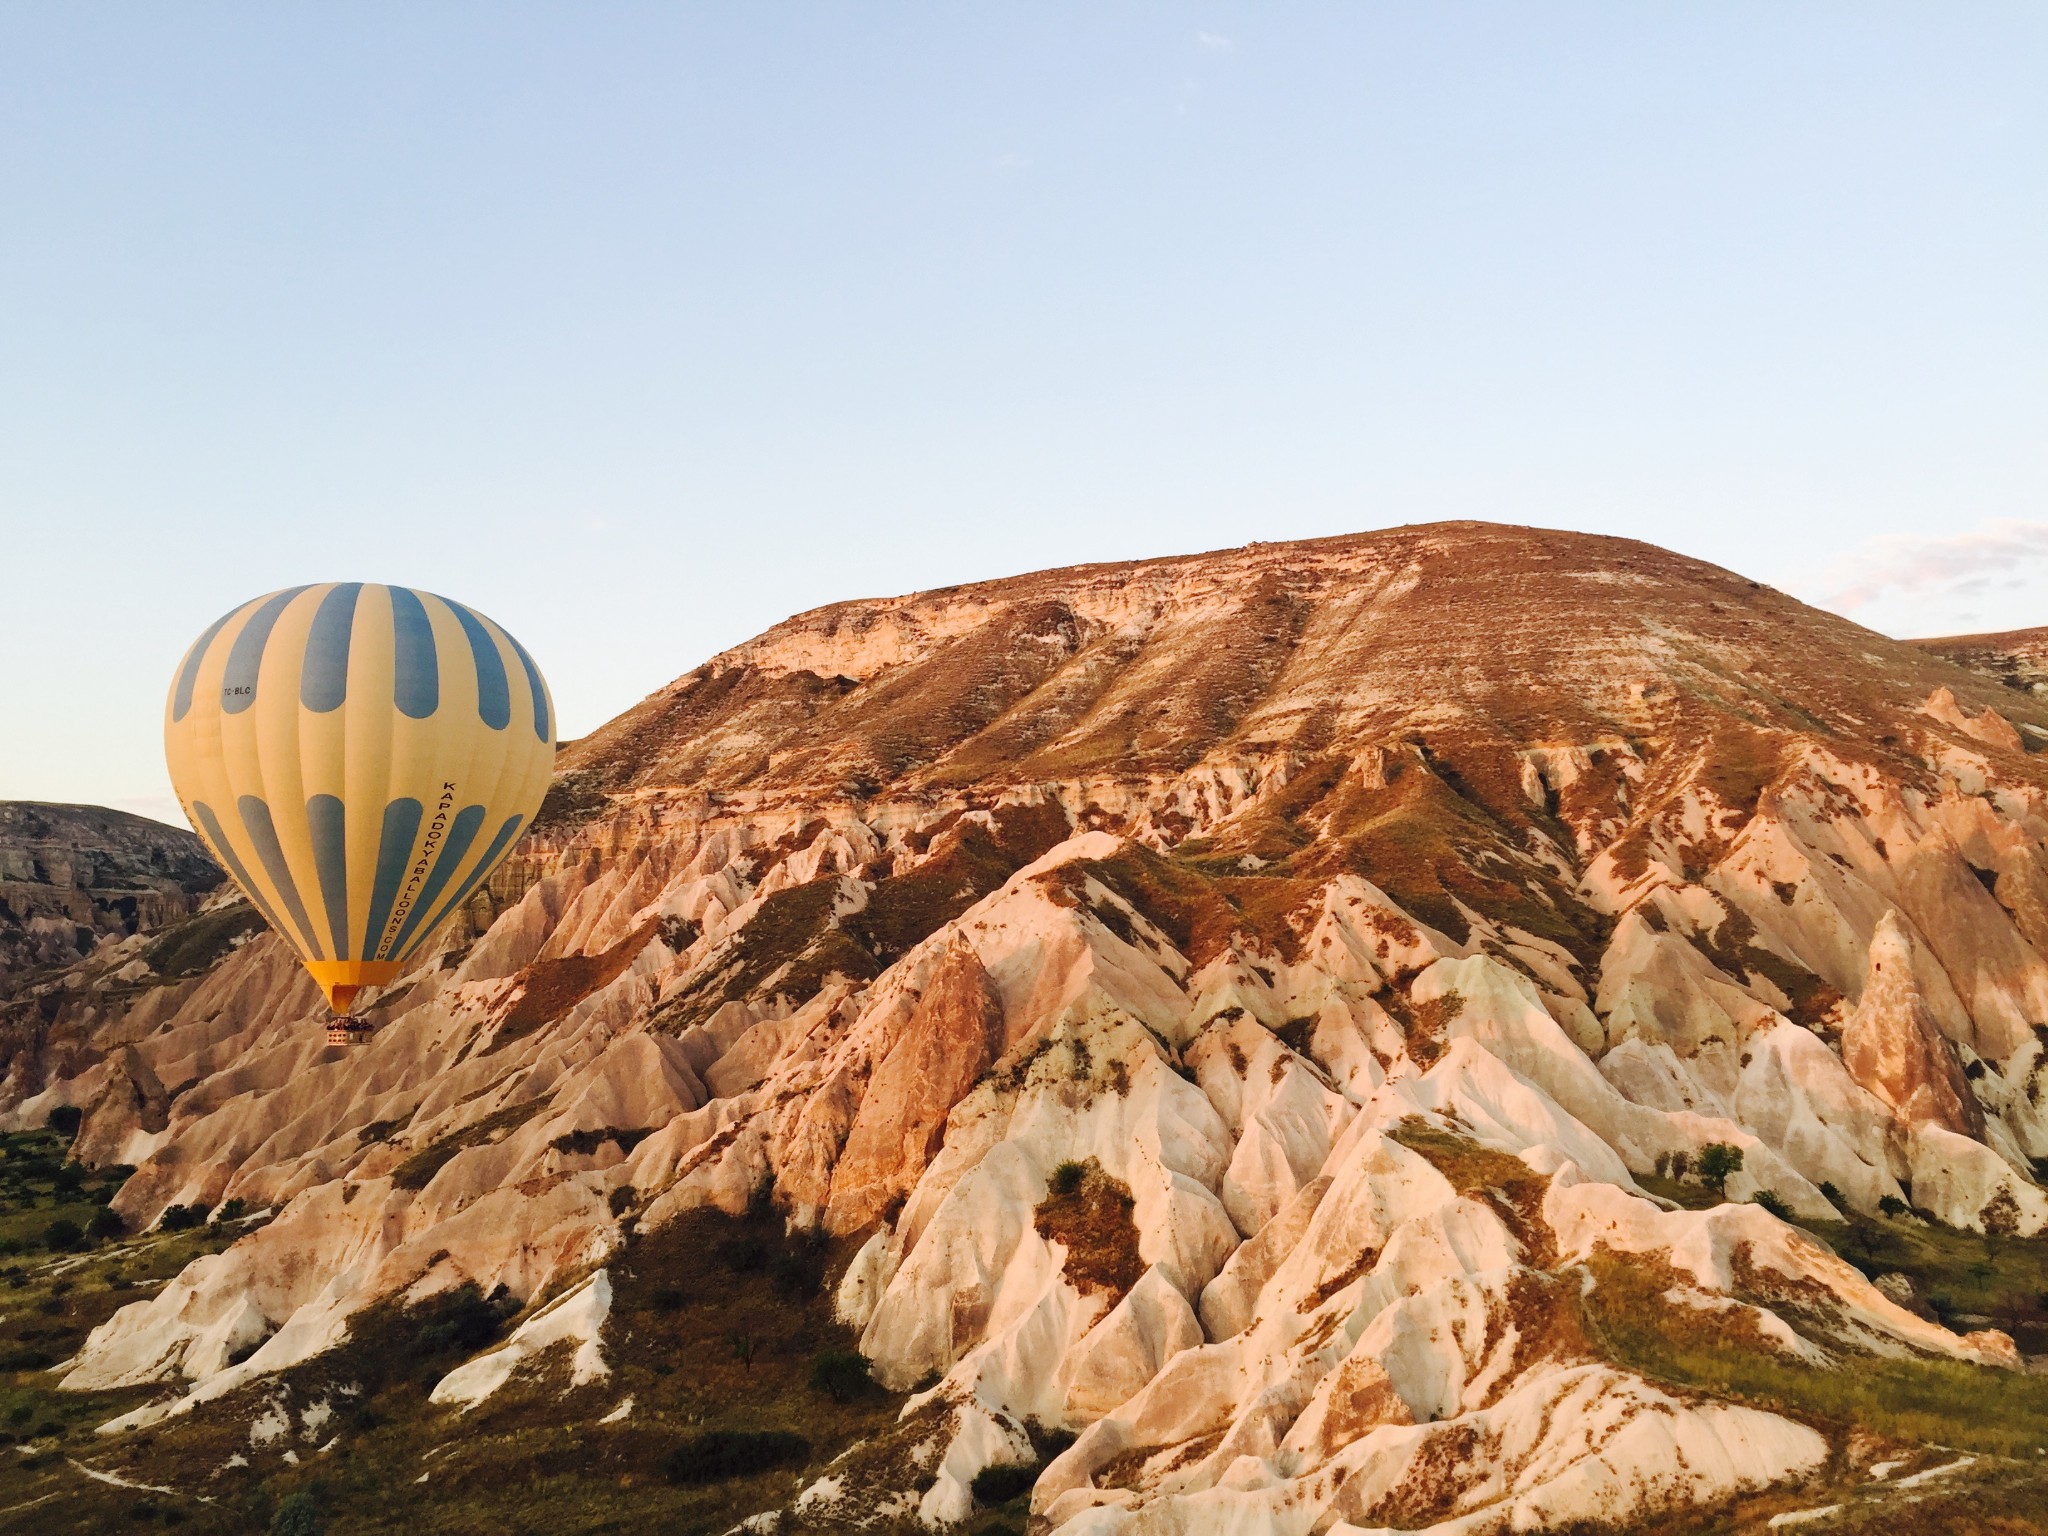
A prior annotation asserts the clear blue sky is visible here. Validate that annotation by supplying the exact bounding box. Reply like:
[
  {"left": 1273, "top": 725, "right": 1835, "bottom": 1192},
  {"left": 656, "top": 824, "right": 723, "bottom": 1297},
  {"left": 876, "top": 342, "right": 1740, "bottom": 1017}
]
[{"left": 4, "top": 4, "right": 2044, "bottom": 822}]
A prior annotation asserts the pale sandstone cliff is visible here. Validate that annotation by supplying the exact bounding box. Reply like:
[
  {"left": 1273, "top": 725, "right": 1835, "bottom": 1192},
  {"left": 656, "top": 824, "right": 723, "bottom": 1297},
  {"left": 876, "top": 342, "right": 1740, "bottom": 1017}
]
[{"left": 12, "top": 522, "right": 2048, "bottom": 1532}]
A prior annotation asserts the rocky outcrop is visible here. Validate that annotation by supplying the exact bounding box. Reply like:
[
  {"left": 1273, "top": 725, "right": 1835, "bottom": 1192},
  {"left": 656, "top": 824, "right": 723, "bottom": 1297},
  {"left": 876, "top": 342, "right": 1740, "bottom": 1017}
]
[
  {"left": 0, "top": 801, "right": 221, "bottom": 978},
  {"left": 826, "top": 940, "right": 1006, "bottom": 1233},
  {"left": 71, "top": 1044, "right": 172, "bottom": 1167},
  {"left": 1915, "top": 623, "right": 2048, "bottom": 701},
  {"left": 1841, "top": 911, "right": 1984, "bottom": 1138}
]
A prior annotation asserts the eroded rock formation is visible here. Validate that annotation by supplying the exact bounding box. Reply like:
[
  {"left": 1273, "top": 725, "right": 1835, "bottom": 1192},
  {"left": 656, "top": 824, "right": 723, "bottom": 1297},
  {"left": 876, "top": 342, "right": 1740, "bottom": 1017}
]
[{"left": 10, "top": 522, "right": 2048, "bottom": 1531}]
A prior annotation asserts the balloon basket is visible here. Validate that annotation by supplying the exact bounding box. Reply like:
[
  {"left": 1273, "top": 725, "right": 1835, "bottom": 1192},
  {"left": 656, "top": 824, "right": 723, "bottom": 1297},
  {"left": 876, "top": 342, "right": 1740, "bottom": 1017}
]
[{"left": 326, "top": 1017, "right": 376, "bottom": 1048}]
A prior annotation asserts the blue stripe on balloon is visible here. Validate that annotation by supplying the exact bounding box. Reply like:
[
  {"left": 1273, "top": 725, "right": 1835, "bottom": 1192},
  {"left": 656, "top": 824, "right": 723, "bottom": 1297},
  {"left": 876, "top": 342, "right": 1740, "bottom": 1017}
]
[
  {"left": 220, "top": 587, "right": 311, "bottom": 715},
  {"left": 449, "top": 601, "right": 511, "bottom": 730},
  {"left": 237, "top": 794, "right": 323, "bottom": 960},
  {"left": 507, "top": 633, "right": 551, "bottom": 742},
  {"left": 394, "top": 813, "right": 525, "bottom": 964},
  {"left": 307, "top": 794, "right": 350, "bottom": 961},
  {"left": 386, "top": 803, "right": 485, "bottom": 957},
  {"left": 190, "top": 800, "right": 292, "bottom": 943},
  {"left": 170, "top": 609, "right": 236, "bottom": 723},
  {"left": 363, "top": 797, "right": 424, "bottom": 959},
  {"left": 300, "top": 583, "right": 363, "bottom": 712},
  {"left": 390, "top": 587, "right": 439, "bottom": 719}
]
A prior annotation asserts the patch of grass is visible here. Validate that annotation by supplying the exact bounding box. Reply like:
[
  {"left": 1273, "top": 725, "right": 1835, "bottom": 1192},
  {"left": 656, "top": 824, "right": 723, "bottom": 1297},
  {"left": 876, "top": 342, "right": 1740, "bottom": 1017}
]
[
  {"left": 141, "top": 901, "right": 265, "bottom": 979},
  {"left": 1817, "top": 1208, "right": 2048, "bottom": 1349},
  {"left": 1303, "top": 740, "right": 1610, "bottom": 961},
  {"left": 388, "top": 1099, "right": 546, "bottom": 1191},
  {"left": 843, "top": 805, "right": 1069, "bottom": 965},
  {"left": 546, "top": 1126, "right": 653, "bottom": 1158},
  {"left": 663, "top": 1428, "right": 810, "bottom": 1485},
  {"left": 1580, "top": 1247, "right": 2048, "bottom": 1459},
  {"left": 657, "top": 874, "right": 878, "bottom": 1030},
  {"left": 1389, "top": 1118, "right": 1555, "bottom": 1263},
  {"left": 493, "top": 917, "right": 660, "bottom": 1046},
  {"left": 409, "top": 1281, "right": 518, "bottom": 1355},
  {"left": 1034, "top": 1158, "right": 1144, "bottom": 1304}
]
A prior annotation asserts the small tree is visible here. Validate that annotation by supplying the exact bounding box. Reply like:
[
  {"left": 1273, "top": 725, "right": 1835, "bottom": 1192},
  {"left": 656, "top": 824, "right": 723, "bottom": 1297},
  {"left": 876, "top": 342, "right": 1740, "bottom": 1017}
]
[
  {"left": 1981, "top": 1188, "right": 2021, "bottom": 1264},
  {"left": 43, "top": 1218, "right": 83, "bottom": 1253},
  {"left": 86, "top": 1208, "right": 124, "bottom": 1243},
  {"left": 810, "top": 1349, "right": 872, "bottom": 1403},
  {"left": 1697, "top": 1143, "right": 1744, "bottom": 1198},
  {"left": 727, "top": 1330, "right": 757, "bottom": 1373},
  {"left": 1878, "top": 1194, "right": 1909, "bottom": 1219}
]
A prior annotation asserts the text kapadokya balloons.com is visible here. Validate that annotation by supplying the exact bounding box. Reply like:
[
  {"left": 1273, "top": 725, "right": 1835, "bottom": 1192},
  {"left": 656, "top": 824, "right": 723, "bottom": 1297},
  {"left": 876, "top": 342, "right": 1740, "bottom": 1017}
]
[{"left": 164, "top": 584, "right": 556, "bottom": 1019}]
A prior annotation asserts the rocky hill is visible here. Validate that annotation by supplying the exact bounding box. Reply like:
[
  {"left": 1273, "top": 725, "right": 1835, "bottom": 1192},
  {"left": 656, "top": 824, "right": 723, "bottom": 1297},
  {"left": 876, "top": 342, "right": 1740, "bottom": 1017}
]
[
  {"left": 5, "top": 521, "right": 2048, "bottom": 1533},
  {"left": 1916, "top": 624, "right": 2048, "bottom": 705},
  {"left": 0, "top": 802, "right": 221, "bottom": 979}
]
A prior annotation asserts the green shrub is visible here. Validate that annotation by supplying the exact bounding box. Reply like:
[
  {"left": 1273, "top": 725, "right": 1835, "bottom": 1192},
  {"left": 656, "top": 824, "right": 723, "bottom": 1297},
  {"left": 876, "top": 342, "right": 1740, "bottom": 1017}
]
[
  {"left": 1751, "top": 1189, "right": 1792, "bottom": 1220},
  {"left": 43, "top": 1218, "right": 83, "bottom": 1252},
  {"left": 1817, "top": 1180, "right": 1844, "bottom": 1210},
  {"left": 809, "top": 1349, "right": 872, "bottom": 1403},
  {"left": 1879, "top": 1194, "right": 1910, "bottom": 1218},
  {"left": 158, "top": 1203, "right": 210, "bottom": 1232},
  {"left": 87, "top": 1208, "right": 125, "bottom": 1242},
  {"left": 270, "top": 1489, "right": 325, "bottom": 1536},
  {"left": 218, "top": 1197, "right": 248, "bottom": 1222},
  {"left": 662, "top": 1428, "right": 809, "bottom": 1485},
  {"left": 1048, "top": 1160, "right": 1086, "bottom": 1197},
  {"left": 411, "top": 1282, "right": 514, "bottom": 1356},
  {"left": 970, "top": 1459, "right": 1040, "bottom": 1506}
]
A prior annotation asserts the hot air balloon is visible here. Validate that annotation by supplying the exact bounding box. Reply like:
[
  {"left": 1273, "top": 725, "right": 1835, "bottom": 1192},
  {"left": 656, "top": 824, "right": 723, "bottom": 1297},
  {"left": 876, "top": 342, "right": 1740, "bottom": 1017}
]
[{"left": 164, "top": 584, "right": 556, "bottom": 1034}]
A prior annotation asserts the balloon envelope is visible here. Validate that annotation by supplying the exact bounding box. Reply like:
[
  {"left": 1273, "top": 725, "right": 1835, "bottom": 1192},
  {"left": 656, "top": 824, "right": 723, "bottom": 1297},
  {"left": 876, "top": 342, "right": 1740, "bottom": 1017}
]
[{"left": 164, "top": 584, "right": 556, "bottom": 1013}]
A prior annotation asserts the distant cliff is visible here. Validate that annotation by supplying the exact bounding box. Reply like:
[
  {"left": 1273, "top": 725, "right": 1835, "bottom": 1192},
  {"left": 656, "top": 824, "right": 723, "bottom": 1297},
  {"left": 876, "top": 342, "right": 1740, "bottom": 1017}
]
[{"left": 0, "top": 802, "right": 222, "bottom": 978}]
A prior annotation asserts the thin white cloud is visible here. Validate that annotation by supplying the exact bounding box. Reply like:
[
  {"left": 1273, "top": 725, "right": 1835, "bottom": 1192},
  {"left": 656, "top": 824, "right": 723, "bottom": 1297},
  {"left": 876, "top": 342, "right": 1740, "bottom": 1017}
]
[
  {"left": 1197, "top": 32, "right": 1234, "bottom": 52},
  {"left": 1820, "top": 519, "right": 2048, "bottom": 614}
]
